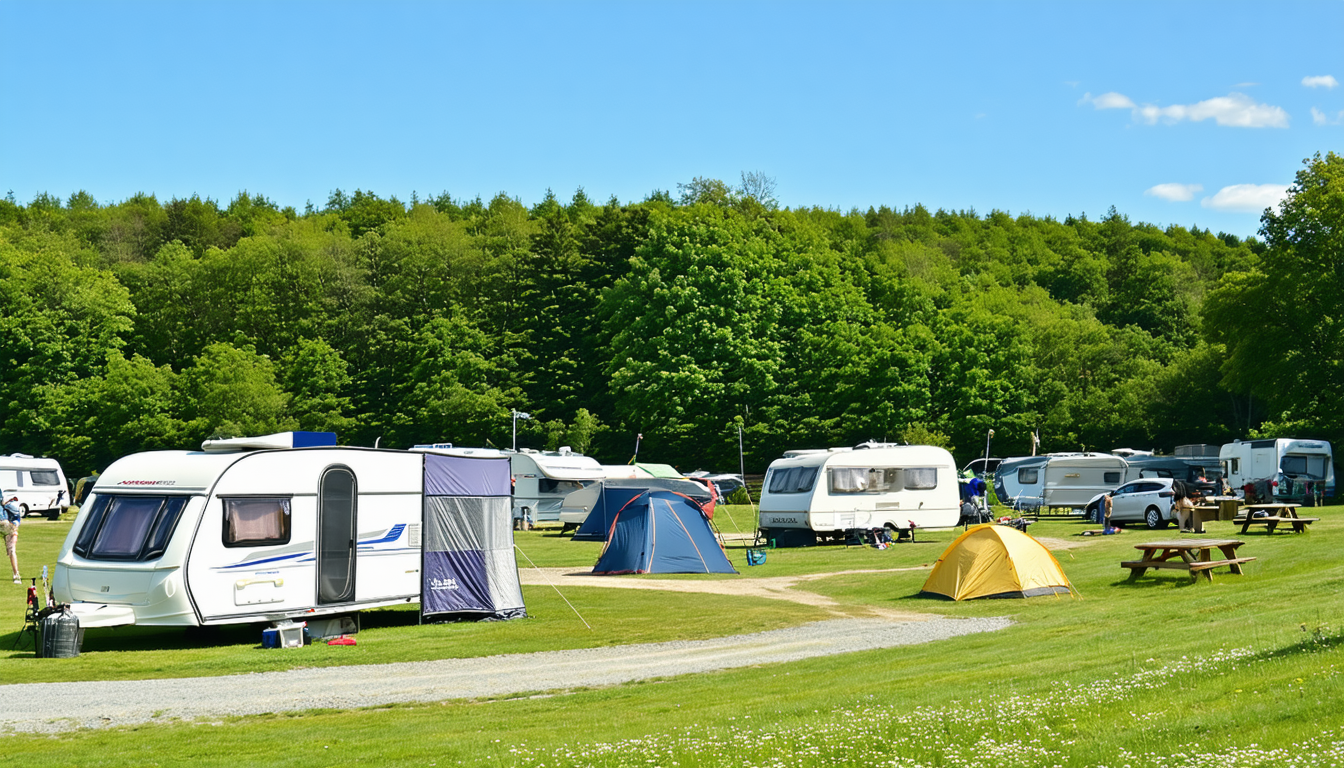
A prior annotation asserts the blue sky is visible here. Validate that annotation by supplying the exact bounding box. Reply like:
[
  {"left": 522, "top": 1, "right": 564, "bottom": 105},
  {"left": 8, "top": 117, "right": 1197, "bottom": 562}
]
[{"left": 2, "top": 1, "right": 1340, "bottom": 237}]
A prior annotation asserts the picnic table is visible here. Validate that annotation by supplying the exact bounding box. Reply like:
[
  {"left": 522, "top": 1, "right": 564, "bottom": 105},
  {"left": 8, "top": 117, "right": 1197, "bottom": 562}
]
[
  {"left": 1234, "top": 503, "right": 1318, "bottom": 534},
  {"left": 1121, "top": 539, "right": 1254, "bottom": 582},
  {"left": 1188, "top": 496, "right": 1242, "bottom": 533}
]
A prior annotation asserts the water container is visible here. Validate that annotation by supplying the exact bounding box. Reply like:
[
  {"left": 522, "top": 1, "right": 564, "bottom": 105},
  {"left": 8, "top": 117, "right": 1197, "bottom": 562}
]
[{"left": 39, "top": 607, "right": 81, "bottom": 658}]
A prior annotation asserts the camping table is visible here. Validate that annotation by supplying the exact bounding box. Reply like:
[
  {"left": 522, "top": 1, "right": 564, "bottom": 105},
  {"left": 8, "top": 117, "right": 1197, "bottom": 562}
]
[
  {"left": 1188, "top": 497, "right": 1240, "bottom": 533},
  {"left": 1120, "top": 539, "right": 1254, "bottom": 582},
  {"left": 1235, "top": 503, "right": 1317, "bottom": 534}
]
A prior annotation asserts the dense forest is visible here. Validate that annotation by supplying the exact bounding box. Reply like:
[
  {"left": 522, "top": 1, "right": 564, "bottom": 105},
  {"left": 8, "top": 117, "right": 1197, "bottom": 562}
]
[{"left": 1, "top": 154, "right": 1340, "bottom": 478}]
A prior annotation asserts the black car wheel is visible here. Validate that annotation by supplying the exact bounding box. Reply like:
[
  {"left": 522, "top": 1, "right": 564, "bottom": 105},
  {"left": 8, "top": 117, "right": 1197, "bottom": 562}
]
[{"left": 1144, "top": 505, "right": 1167, "bottom": 530}]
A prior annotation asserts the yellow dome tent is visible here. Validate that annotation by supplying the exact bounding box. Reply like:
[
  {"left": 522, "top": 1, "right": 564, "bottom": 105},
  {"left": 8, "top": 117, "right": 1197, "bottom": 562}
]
[{"left": 921, "top": 524, "right": 1074, "bottom": 600}]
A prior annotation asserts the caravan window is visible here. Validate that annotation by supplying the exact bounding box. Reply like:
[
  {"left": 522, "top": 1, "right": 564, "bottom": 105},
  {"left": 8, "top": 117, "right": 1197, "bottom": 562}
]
[
  {"left": 903, "top": 468, "right": 938, "bottom": 490},
  {"left": 768, "top": 466, "right": 818, "bottom": 494},
  {"left": 223, "top": 498, "right": 292, "bottom": 547},
  {"left": 29, "top": 470, "right": 60, "bottom": 486},
  {"left": 830, "top": 468, "right": 903, "bottom": 494},
  {"left": 1018, "top": 467, "right": 1039, "bottom": 484},
  {"left": 1103, "top": 472, "right": 1121, "bottom": 484},
  {"left": 73, "top": 494, "right": 188, "bottom": 561}
]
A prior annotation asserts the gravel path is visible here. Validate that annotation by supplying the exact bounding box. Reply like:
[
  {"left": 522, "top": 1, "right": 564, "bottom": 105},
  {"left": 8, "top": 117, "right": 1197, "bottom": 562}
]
[{"left": 0, "top": 616, "right": 1010, "bottom": 734}]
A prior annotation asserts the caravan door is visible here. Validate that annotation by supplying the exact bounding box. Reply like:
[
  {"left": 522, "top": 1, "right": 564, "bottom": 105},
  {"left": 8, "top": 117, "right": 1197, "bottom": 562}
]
[{"left": 317, "top": 466, "right": 357, "bottom": 604}]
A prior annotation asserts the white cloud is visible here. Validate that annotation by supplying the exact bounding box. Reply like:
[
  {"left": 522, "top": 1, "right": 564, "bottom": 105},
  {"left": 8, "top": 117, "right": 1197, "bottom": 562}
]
[
  {"left": 1137, "top": 93, "right": 1289, "bottom": 127},
  {"left": 1083, "top": 91, "right": 1288, "bottom": 128},
  {"left": 1145, "top": 183, "right": 1203, "bottom": 202},
  {"left": 1313, "top": 107, "right": 1344, "bottom": 126},
  {"left": 1302, "top": 75, "right": 1338, "bottom": 89},
  {"left": 1201, "top": 184, "right": 1290, "bottom": 213},
  {"left": 1082, "top": 91, "right": 1136, "bottom": 110}
]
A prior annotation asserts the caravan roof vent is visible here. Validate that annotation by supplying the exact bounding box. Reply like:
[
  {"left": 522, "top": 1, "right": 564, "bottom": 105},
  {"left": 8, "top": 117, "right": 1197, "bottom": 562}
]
[{"left": 201, "top": 431, "right": 338, "bottom": 453}]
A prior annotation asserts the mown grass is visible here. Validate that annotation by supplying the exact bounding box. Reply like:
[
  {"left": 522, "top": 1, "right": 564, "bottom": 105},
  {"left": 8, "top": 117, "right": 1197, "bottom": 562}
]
[{"left": 3, "top": 504, "right": 1343, "bottom": 767}]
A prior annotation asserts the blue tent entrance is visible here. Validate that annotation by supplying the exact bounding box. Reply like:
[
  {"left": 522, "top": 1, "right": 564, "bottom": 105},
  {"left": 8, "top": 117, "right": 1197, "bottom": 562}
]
[{"left": 592, "top": 490, "right": 736, "bottom": 575}]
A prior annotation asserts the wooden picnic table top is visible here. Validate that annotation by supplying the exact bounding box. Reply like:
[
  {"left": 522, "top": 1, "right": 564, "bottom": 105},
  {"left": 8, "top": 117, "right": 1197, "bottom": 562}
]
[
  {"left": 1122, "top": 539, "right": 1252, "bottom": 581},
  {"left": 1134, "top": 539, "right": 1244, "bottom": 551},
  {"left": 1245, "top": 502, "right": 1301, "bottom": 510}
]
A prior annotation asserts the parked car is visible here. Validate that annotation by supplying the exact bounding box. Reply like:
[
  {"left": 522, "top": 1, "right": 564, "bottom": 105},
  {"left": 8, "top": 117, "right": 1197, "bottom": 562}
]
[{"left": 1087, "top": 477, "right": 1177, "bottom": 529}]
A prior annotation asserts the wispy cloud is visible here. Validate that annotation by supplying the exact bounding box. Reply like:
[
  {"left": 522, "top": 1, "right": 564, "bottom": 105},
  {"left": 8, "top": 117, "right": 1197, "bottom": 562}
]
[
  {"left": 1302, "top": 75, "right": 1338, "bottom": 89},
  {"left": 1201, "top": 184, "right": 1290, "bottom": 213},
  {"left": 1145, "top": 183, "right": 1203, "bottom": 202},
  {"left": 1081, "top": 91, "right": 1135, "bottom": 110},
  {"left": 1313, "top": 107, "right": 1344, "bottom": 126},
  {"left": 1082, "top": 91, "right": 1288, "bottom": 128}
]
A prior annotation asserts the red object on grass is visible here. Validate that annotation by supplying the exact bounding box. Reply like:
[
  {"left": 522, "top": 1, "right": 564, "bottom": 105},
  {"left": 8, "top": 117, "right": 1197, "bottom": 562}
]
[{"left": 327, "top": 635, "right": 356, "bottom": 646}]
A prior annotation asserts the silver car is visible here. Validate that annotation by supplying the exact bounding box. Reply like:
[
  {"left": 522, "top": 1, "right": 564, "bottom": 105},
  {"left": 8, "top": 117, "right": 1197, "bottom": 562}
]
[{"left": 1102, "top": 478, "right": 1177, "bottom": 529}]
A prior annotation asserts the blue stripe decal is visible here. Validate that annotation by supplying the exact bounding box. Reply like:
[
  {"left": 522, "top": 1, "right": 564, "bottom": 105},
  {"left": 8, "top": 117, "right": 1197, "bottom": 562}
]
[
  {"left": 360, "top": 524, "right": 405, "bottom": 546},
  {"left": 221, "top": 552, "right": 308, "bottom": 570},
  {"left": 221, "top": 524, "right": 407, "bottom": 570}
]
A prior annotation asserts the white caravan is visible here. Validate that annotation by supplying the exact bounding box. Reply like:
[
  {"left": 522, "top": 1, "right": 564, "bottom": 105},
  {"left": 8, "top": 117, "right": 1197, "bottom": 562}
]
[
  {"left": 412, "top": 444, "right": 604, "bottom": 524},
  {"left": 54, "top": 433, "right": 428, "bottom": 629},
  {"left": 757, "top": 443, "right": 959, "bottom": 541},
  {"left": 0, "top": 454, "right": 70, "bottom": 519},
  {"left": 1037, "top": 454, "right": 1127, "bottom": 511},
  {"left": 1220, "top": 438, "right": 1336, "bottom": 503}
]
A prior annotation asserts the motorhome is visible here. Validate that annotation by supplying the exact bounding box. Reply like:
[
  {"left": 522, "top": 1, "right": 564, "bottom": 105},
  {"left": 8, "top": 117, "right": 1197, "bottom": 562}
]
[
  {"left": 1220, "top": 438, "right": 1336, "bottom": 503},
  {"left": 0, "top": 454, "right": 70, "bottom": 519},
  {"left": 411, "top": 445, "right": 605, "bottom": 524},
  {"left": 757, "top": 443, "right": 959, "bottom": 544},
  {"left": 53, "top": 432, "right": 518, "bottom": 629}
]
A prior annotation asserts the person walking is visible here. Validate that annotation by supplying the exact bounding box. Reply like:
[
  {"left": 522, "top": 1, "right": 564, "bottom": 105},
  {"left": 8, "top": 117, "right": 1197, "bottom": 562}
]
[{"left": 2, "top": 493, "right": 22, "bottom": 583}]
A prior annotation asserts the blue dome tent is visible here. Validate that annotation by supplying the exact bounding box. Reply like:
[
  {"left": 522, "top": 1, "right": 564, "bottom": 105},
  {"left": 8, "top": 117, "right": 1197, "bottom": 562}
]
[{"left": 592, "top": 490, "right": 736, "bottom": 575}]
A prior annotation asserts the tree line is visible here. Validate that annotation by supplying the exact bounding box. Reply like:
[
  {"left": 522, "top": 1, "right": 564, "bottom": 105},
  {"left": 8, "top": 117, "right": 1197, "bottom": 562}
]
[{"left": 1, "top": 155, "right": 1339, "bottom": 478}]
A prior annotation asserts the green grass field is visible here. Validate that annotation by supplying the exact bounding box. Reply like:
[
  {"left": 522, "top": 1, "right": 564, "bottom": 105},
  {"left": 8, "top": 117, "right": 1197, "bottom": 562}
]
[{"left": 3, "top": 504, "right": 1343, "bottom": 766}]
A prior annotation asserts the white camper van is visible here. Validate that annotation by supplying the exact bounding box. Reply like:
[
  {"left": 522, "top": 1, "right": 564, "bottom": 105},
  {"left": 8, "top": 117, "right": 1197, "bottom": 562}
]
[
  {"left": 758, "top": 443, "right": 959, "bottom": 542},
  {"left": 53, "top": 433, "right": 431, "bottom": 629},
  {"left": 0, "top": 454, "right": 70, "bottom": 520},
  {"left": 1220, "top": 438, "right": 1336, "bottom": 503},
  {"left": 412, "top": 445, "right": 605, "bottom": 524}
]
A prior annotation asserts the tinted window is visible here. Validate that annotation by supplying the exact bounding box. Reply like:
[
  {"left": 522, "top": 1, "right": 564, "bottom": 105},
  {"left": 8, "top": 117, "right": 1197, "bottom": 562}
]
[
  {"left": 1018, "top": 468, "right": 1039, "bottom": 484},
  {"left": 223, "top": 498, "right": 292, "bottom": 547},
  {"left": 769, "top": 467, "right": 818, "bottom": 494},
  {"left": 29, "top": 470, "right": 60, "bottom": 486},
  {"left": 74, "top": 495, "right": 188, "bottom": 561},
  {"left": 1103, "top": 472, "right": 1121, "bottom": 484},
  {"left": 1116, "top": 484, "right": 1141, "bottom": 495}
]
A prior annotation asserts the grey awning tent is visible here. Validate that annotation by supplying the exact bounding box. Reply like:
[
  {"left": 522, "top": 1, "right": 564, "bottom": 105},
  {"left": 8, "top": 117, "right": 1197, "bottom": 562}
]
[{"left": 422, "top": 453, "right": 526, "bottom": 622}]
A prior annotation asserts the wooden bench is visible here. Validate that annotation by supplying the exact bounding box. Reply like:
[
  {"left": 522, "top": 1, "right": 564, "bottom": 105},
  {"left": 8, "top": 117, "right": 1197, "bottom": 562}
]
[
  {"left": 1121, "top": 539, "right": 1253, "bottom": 582},
  {"left": 1233, "top": 516, "right": 1319, "bottom": 534},
  {"left": 1122, "top": 557, "right": 1256, "bottom": 577}
]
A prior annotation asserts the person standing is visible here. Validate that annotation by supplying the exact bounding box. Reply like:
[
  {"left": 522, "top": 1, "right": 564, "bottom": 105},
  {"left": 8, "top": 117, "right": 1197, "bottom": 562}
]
[{"left": 2, "top": 493, "right": 22, "bottom": 584}]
